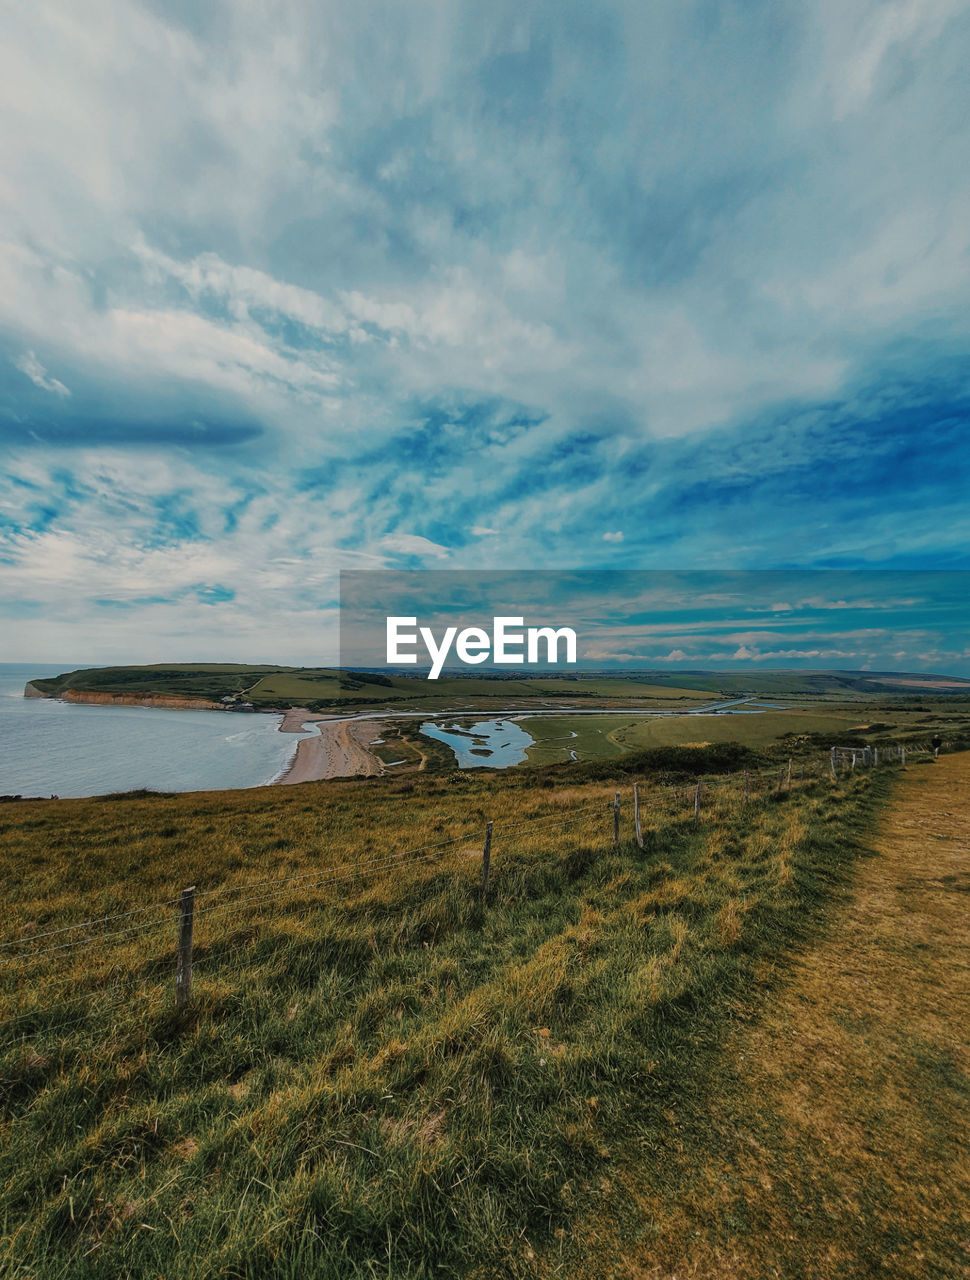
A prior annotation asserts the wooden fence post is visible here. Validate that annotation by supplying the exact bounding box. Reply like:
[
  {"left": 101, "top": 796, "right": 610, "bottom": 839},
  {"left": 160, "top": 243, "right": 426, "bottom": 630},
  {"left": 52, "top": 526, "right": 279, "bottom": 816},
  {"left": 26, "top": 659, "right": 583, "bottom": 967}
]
[
  {"left": 786, "top": 757, "right": 793, "bottom": 790},
  {"left": 830, "top": 747, "right": 837, "bottom": 780},
  {"left": 633, "top": 783, "right": 644, "bottom": 849},
  {"left": 481, "top": 821, "right": 493, "bottom": 902},
  {"left": 873, "top": 747, "right": 879, "bottom": 766},
  {"left": 175, "top": 885, "right": 195, "bottom": 1009},
  {"left": 613, "top": 792, "right": 621, "bottom": 848},
  {"left": 901, "top": 745, "right": 906, "bottom": 766},
  {"left": 693, "top": 782, "right": 701, "bottom": 823}
]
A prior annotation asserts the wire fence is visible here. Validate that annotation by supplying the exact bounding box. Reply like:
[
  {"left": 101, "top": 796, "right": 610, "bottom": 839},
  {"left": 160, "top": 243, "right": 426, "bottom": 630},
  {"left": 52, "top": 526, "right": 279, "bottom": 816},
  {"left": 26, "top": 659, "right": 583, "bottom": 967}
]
[{"left": 0, "top": 740, "right": 939, "bottom": 1050}]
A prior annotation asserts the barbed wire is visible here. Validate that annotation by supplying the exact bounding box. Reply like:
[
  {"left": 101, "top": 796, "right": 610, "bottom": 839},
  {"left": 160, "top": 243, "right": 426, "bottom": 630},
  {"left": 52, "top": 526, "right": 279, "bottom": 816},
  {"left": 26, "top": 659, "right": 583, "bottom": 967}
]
[
  {"left": 0, "top": 832, "right": 489, "bottom": 963},
  {"left": 0, "top": 747, "right": 907, "bottom": 1012},
  {"left": 0, "top": 894, "right": 184, "bottom": 951},
  {"left": 0, "top": 801, "right": 619, "bottom": 967},
  {"left": 0, "top": 980, "right": 168, "bottom": 1047},
  {"left": 191, "top": 827, "right": 486, "bottom": 903}
]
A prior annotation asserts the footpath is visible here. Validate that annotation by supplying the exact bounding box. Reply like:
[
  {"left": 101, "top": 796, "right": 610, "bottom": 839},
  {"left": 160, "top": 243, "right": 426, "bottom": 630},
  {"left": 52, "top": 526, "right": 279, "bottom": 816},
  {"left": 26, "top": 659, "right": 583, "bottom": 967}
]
[{"left": 583, "top": 754, "right": 970, "bottom": 1280}]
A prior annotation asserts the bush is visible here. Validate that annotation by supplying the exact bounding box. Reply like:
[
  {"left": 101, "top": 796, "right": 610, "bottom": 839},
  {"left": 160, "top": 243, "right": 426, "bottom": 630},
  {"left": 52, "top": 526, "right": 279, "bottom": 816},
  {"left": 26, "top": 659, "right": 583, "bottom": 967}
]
[{"left": 539, "top": 741, "right": 760, "bottom": 784}]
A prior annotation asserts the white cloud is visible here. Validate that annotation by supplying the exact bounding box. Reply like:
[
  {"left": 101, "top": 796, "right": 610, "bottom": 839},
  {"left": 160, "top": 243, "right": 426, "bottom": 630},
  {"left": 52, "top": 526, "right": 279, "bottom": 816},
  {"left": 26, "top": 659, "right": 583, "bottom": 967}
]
[
  {"left": 13, "top": 350, "right": 70, "bottom": 396},
  {"left": 378, "top": 533, "right": 451, "bottom": 560},
  {"left": 0, "top": 2, "right": 968, "bottom": 661},
  {"left": 704, "top": 646, "right": 860, "bottom": 662},
  {"left": 820, "top": 0, "right": 964, "bottom": 120},
  {"left": 134, "top": 242, "right": 348, "bottom": 334},
  {"left": 581, "top": 648, "right": 639, "bottom": 662},
  {"left": 0, "top": 0, "right": 966, "bottom": 478}
]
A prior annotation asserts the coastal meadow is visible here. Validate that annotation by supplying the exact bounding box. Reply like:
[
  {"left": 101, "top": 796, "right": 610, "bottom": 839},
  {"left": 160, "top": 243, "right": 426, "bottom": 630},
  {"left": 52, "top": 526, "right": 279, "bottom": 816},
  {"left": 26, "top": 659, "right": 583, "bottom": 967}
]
[{"left": 0, "top": 749, "right": 912, "bottom": 1277}]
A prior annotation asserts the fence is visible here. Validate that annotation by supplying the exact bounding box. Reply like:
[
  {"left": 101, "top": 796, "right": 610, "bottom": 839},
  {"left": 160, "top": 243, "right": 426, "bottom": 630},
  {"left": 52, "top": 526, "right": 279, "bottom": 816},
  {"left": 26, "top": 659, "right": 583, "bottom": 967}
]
[{"left": 0, "top": 740, "right": 939, "bottom": 1048}]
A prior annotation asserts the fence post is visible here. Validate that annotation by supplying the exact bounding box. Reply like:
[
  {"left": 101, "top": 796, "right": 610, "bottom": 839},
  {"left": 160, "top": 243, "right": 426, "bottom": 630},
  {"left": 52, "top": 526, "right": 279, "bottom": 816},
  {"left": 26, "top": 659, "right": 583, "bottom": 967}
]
[
  {"left": 830, "top": 747, "right": 837, "bottom": 780},
  {"left": 873, "top": 747, "right": 879, "bottom": 766},
  {"left": 613, "top": 792, "right": 621, "bottom": 848},
  {"left": 901, "top": 745, "right": 906, "bottom": 766},
  {"left": 633, "top": 783, "right": 644, "bottom": 849},
  {"left": 481, "top": 821, "right": 493, "bottom": 902},
  {"left": 693, "top": 782, "right": 701, "bottom": 823},
  {"left": 175, "top": 885, "right": 195, "bottom": 1009},
  {"left": 786, "top": 757, "right": 793, "bottom": 790}
]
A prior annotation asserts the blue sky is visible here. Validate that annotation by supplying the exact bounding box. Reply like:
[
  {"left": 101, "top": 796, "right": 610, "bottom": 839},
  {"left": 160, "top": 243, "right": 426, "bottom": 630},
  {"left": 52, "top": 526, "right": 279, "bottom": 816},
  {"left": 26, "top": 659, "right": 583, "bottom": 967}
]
[
  {"left": 340, "top": 571, "right": 970, "bottom": 674},
  {"left": 1, "top": 1, "right": 969, "bottom": 667}
]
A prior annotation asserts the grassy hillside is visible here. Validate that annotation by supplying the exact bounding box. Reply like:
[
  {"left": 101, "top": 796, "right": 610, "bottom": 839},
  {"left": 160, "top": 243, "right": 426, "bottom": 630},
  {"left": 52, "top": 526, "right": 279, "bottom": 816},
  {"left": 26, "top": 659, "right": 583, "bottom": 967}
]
[
  {"left": 27, "top": 664, "right": 717, "bottom": 711},
  {"left": 29, "top": 664, "right": 970, "bottom": 716},
  {"left": 521, "top": 708, "right": 863, "bottom": 766},
  {"left": 0, "top": 750, "right": 921, "bottom": 1278}
]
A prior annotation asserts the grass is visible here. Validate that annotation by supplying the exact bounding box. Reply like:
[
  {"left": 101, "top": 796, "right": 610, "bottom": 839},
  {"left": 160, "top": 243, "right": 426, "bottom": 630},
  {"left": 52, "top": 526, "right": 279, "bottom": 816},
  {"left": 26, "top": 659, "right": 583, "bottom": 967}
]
[
  {"left": 521, "top": 716, "right": 634, "bottom": 765},
  {"left": 31, "top": 665, "right": 970, "bottom": 719},
  {"left": 0, "top": 750, "right": 906, "bottom": 1278},
  {"left": 519, "top": 704, "right": 970, "bottom": 770},
  {"left": 28, "top": 665, "right": 720, "bottom": 711},
  {"left": 366, "top": 725, "right": 426, "bottom": 770},
  {"left": 545, "top": 752, "right": 970, "bottom": 1279},
  {"left": 611, "top": 707, "right": 865, "bottom": 752}
]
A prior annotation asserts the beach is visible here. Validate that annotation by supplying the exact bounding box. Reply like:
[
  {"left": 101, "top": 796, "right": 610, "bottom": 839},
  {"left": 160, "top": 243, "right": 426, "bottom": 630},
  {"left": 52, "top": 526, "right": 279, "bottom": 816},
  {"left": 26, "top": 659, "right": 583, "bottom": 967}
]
[{"left": 276, "top": 709, "right": 387, "bottom": 783}]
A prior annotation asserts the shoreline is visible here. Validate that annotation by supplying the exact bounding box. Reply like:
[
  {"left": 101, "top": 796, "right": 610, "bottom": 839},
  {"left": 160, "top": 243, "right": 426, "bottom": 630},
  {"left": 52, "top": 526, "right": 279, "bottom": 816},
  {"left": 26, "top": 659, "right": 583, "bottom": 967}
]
[{"left": 275, "top": 709, "right": 387, "bottom": 784}]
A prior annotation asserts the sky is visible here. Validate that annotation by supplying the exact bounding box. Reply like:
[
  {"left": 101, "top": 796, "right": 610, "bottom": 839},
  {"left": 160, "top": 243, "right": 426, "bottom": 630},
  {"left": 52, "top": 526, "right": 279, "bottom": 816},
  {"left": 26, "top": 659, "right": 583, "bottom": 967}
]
[
  {"left": 340, "top": 570, "right": 970, "bottom": 674},
  {"left": 1, "top": 1, "right": 969, "bottom": 668}
]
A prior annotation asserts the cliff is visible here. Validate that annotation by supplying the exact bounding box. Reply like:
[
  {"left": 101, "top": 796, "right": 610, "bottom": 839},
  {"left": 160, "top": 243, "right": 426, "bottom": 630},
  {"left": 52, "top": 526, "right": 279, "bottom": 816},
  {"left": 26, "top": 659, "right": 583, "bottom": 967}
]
[{"left": 24, "top": 685, "right": 225, "bottom": 711}]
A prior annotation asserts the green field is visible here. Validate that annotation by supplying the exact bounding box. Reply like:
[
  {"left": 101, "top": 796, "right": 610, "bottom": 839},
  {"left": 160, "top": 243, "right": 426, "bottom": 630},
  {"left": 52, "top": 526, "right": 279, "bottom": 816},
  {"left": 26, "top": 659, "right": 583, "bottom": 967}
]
[
  {"left": 28, "top": 664, "right": 720, "bottom": 714},
  {"left": 3, "top": 740, "right": 961, "bottom": 1278},
  {"left": 29, "top": 664, "right": 970, "bottom": 718},
  {"left": 519, "top": 704, "right": 970, "bottom": 767},
  {"left": 519, "top": 715, "right": 638, "bottom": 765}
]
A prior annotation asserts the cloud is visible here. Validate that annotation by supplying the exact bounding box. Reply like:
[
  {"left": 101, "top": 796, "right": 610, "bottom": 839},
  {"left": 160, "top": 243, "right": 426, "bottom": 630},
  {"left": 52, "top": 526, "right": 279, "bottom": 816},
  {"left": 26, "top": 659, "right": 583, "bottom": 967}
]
[
  {"left": 13, "top": 351, "right": 70, "bottom": 397},
  {"left": 378, "top": 533, "right": 451, "bottom": 561},
  {"left": 1, "top": 2, "right": 969, "bottom": 658},
  {"left": 703, "top": 646, "right": 861, "bottom": 662},
  {"left": 133, "top": 242, "right": 349, "bottom": 335},
  {"left": 581, "top": 648, "right": 639, "bottom": 662}
]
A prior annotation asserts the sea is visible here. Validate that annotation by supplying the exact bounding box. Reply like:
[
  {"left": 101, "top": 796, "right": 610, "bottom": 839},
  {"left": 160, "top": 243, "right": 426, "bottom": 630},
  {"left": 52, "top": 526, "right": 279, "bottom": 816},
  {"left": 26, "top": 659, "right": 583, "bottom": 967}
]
[{"left": 0, "top": 664, "right": 314, "bottom": 799}]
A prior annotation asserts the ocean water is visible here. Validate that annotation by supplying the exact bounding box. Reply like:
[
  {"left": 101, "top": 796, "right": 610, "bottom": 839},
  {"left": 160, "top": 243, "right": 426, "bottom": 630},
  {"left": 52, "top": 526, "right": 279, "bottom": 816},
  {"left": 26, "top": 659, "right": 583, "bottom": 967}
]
[{"left": 0, "top": 665, "right": 314, "bottom": 798}]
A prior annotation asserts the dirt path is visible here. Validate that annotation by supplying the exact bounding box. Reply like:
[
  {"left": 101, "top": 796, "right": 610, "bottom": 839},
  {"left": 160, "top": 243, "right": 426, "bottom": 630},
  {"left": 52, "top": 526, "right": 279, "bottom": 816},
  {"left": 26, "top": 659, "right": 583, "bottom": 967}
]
[{"left": 602, "top": 756, "right": 970, "bottom": 1279}]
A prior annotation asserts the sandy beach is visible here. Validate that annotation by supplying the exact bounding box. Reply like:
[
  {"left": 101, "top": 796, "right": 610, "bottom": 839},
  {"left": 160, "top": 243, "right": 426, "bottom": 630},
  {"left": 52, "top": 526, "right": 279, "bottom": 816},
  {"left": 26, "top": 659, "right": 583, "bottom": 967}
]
[{"left": 276, "top": 709, "right": 387, "bottom": 783}]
